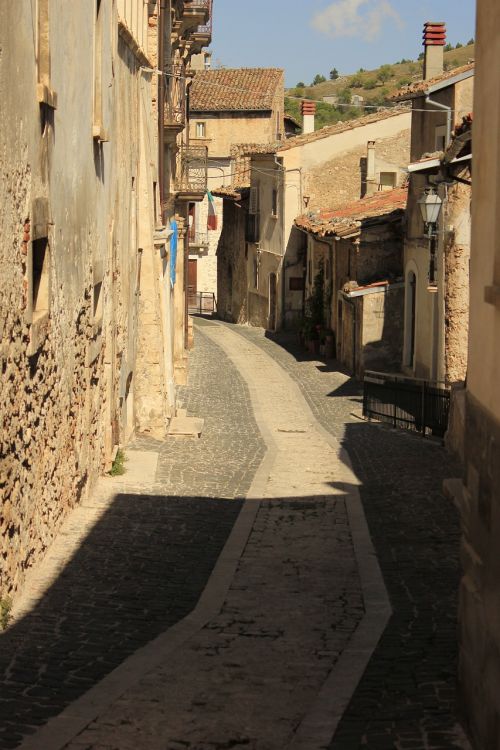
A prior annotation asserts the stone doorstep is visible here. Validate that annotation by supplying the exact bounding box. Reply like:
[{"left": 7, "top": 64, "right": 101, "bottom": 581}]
[{"left": 168, "top": 416, "right": 205, "bottom": 438}]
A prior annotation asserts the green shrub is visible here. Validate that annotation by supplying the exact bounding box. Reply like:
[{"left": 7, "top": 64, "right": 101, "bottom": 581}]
[
  {"left": 109, "top": 449, "right": 127, "bottom": 476},
  {"left": 0, "top": 597, "right": 12, "bottom": 631}
]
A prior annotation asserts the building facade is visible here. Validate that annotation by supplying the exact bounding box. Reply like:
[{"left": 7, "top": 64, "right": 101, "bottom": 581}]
[
  {"left": 392, "top": 25, "right": 473, "bottom": 384},
  {"left": 188, "top": 67, "right": 285, "bottom": 306},
  {"left": 454, "top": 2, "right": 500, "bottom": 746},
  {"left": 295, "top": 188, "right": 407, "bottom": 377},
  {"left": 0, "top": 0, "right": 210, "bottom": 597}
]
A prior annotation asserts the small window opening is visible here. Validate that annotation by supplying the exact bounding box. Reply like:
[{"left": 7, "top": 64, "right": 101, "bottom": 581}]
[{"left": 32, "top": 237, "right": 50, "bottom": 320}]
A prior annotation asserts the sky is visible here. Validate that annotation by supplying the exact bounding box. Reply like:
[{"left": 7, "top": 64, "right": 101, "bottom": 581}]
[{"left": 209, "top": 0, "right": 476, "bottom": 86}]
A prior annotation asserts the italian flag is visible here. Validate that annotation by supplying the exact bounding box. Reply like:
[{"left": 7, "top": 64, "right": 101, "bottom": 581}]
[{"left": 207, "top": 190, "right": 218, "bottom": 231}]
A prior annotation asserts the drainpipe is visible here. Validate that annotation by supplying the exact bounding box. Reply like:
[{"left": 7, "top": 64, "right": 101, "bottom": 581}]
[
  {"left": 158, "top": 2, "right": 166, "bottom": 221},
  {"left": 425, "top": 95, "right": 452, "bottom": 148}
]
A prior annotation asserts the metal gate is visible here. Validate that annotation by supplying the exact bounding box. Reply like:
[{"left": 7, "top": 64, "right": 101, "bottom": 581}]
[{"left": 363, "top": 371, "right": 451, "bottom": 438}]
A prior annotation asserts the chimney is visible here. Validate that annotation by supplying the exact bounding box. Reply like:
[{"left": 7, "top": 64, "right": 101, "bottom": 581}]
[
  {"left": 423, "top": 22, "right": 446, "bottom": 80},
  {"left": 366, "top": 140, "right": 377, "bottom": 196},
  {"left": 301, "top": 100, "right": 316, "bottom": 135}
]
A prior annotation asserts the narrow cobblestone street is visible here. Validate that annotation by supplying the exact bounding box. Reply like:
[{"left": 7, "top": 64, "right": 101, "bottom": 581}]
[{"left": 1, "top": 320, "right": 467, "bottom": 750}]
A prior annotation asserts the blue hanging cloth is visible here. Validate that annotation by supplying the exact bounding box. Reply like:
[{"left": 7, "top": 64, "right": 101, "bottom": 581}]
[{"left": 170, "top": 220, "right": 178, "bottom": 288}]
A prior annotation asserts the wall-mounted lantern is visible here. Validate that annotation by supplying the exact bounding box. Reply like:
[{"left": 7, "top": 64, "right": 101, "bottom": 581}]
[{"left": 418, "top": 187, "right": 443, "bottom": 293}]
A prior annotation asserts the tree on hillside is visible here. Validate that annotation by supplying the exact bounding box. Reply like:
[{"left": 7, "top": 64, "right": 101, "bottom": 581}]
[
  {"left": 296, "top": 81, "right": 305, "bottom": 88},
  {"left": 350, "top": 74, "right": 364, "bottom": 88},
  {"left": 329, "top": 68, "right": 339, "bottom": 80},
  {"left": 467, "top": 38, "right": 474, "bottom": 45},
  {"left": 377, "top": 64, "right": 392, "bottom": 83},
  {"left": 444, "top": 43, "right": 453, "bottom": 51},
  {"left": 337, "top": 87, "right": 352, "bottom": 104},
  {"left": 312, "top": 74, "right": 327, "bottom": 85}
]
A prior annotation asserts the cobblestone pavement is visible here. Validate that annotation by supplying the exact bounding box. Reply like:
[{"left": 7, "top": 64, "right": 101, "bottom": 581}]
[
  {"left": 2, "top": 320, "right": 467, "bottom": 750},
  {"left": 0, "top": 325, "right": 263, "bottom": 749},
  {"left": 228, "top": 324, "right": 467, "bottom": 750},
  {"left": 61, "top": 320, "right": 367, "bottom": 750}
]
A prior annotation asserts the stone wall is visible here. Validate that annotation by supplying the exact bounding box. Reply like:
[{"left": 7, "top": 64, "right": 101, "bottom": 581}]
[
  {"left": 457, "top": 2, "right": 500, "bottom": 747},
  {"left": 304, "top": 130, "right": 411, "bottom": 212},
  {"left": 444, "top": 176, "right": 471, "bottom": 384},
  {"left": 0, "top": 1, "right": 161, "bottom": 597}
]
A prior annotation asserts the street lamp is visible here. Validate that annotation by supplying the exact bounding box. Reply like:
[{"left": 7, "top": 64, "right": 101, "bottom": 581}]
[{"left": 418, "top": 187, "right": 443, "bottom": 293}]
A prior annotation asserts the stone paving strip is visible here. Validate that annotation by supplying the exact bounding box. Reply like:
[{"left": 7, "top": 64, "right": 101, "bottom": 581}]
[
  {"left": 227, "top": 325, "right": 471, "bottom": 750},
  {"left": 0, "top": 330, "right": 262, "bottom": 750},
  {"left": 18, "top": 320, "right": 389, "bottom": 750}
]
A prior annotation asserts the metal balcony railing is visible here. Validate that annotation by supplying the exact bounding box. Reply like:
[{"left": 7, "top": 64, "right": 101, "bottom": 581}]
[
  {"left": 176, "top": 144, "right": 208, "bottom": 196},
  {"left": 164, "top": 64, "right": 186, "bottom": 129},
  {"left": 196, "top": 0, "right": 212, "bottom": 35}
]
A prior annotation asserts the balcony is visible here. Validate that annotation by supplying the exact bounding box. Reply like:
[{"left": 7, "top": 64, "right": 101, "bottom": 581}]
[
  {"left": 189, "top": 0, "right": 212, "bottom": 50},
  {"left": 182, "top": 0, "right": 209, "bottom": 33},
  {"left": 176, "top": 144, "right": 208, "bottom": 202},
  {"left": 164, "top": 65, "right": 186, "bottom": 132}
]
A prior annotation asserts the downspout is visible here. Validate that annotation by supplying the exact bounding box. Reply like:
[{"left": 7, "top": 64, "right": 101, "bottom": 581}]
[
  {"left": 158, "top": 1, "right": 166, "bottom": 221},
  {"left": 425, "top": 94, "right": 452, "bottom": 148}
]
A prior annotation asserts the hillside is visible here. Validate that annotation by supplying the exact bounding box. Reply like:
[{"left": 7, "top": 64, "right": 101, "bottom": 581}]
[{"left": 286, "top": 42, "right": 475, "bottom": 131}]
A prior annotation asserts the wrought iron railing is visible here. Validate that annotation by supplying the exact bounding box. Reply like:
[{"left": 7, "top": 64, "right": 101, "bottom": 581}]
[
  {"left": 188, "top": 291, "right": 217, "bottom": 315},
  {"left": 164, "top": 64, "right": 186, "bottom": 128},
  {"left": 196, "top": 0, "right": 212, "bottom": 35},
  {"left": 183, "top": 0, "right": 212, "bottom": 35},
  {"left": 363, "top": 370, "right": 451, "bottom": 438},
  {"left": 176, "top": 144, "right": 208, "bottom": 195}
]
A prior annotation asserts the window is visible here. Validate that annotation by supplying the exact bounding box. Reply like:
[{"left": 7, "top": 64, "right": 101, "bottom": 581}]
[
  {"left": 93, "top": 281, "right": 103, "bottom": 324},
  {"left": 245, "top": 213, "right": 260, "bottom": 243},
  {"left": 289, "top": 276, "right": 304, "bottom": 291},
  {"left": 271, "top": 189, "right": 278, "bottom": 218},
  {"left": 435, "top": 125, "right": 447, "bottom": 151},
  {"left": 196, "top": 122, "right": 206, "bottom": 138},
  {"left": 379, "top": 172, "right": 397, "bottom": 191},
  {"left": 32, "top": 238, "right": 50, "bottom": 320}
]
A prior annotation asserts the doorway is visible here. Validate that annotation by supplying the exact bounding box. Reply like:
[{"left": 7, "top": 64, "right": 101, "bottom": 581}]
[
  {"left": 188, "top": 259, "right": 197, "bottom": 312},
  {"left": 269, "top": 273, "right": 277, "bottom": 331}
]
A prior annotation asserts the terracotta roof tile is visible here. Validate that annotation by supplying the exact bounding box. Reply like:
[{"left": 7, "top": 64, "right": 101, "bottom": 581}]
[
  {"left": 277, "top": 107, "right": 410, "bottom": 151},
  {"left": 190, "top": 68, "right": 284, "bottom": 112},
  {"left": 295, "top": 187, "right": 408, "bottom": 237},
  {"left": 390, "top": 63, "right": 474, "bottom": 101}
]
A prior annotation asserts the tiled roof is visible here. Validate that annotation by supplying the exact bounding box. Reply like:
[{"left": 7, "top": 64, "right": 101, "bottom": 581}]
[
  {"left": 277, "top": 107, "right": 410, "bottom": 151},
  {"left": 295, "top": 187, "right": 407, "bottom": 237},
  {"left": 190, "top": 68, "right": 284, "bottom": 112},
  {"left": 390, "top": 63, "right": 475, "bottom": 102}
]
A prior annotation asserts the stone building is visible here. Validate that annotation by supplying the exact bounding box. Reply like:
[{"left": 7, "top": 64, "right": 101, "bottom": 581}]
[
  {"left": 277, "top": 106, "right": 411, "bottom": 329},
  {"left": 215, "top": 106, "right": 410, "bottom": 333},
  {"left": 0, "top": 0, "right": 210, "bottom": 597},
  {"left": 187, "top": 67, "right": 285, "bottom": 306},
  {"left": 295, "top": 188, "right": 407, "bottom": 377},
  {"left": 449, "top": 2, "right": 500, "bottom": 746},
  {"left": 391, "top": 23, "right": 473, "bottom": 384},
  {"left": 215, "top": 149, "right": 283, "bottom": 328}
]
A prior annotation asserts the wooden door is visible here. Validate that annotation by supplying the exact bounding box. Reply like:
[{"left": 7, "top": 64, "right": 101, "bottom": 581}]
[{"left": 188, "top": 259, "right": 197, "bottom": 311}]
